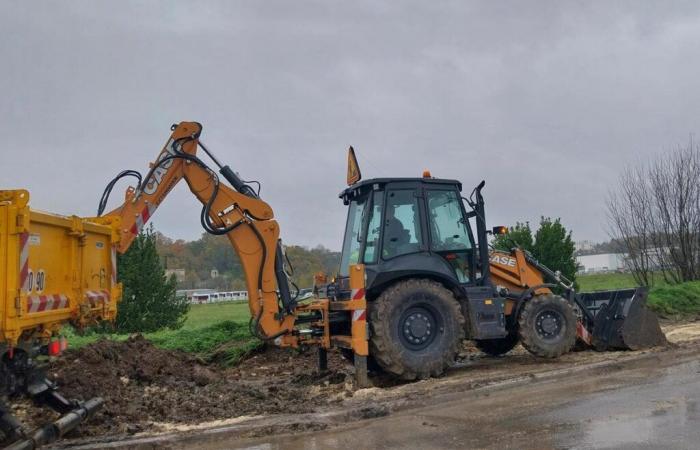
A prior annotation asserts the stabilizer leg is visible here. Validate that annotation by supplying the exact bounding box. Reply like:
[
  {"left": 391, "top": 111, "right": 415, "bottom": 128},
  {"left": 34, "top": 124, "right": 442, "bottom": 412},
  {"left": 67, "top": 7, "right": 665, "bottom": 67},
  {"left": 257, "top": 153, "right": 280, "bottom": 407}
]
[
  {"left": 354, "top": 354, "right": 369, "bottom": 388},
  {"left": 317, "top": 348, "right": 328, "bottom": 372}
]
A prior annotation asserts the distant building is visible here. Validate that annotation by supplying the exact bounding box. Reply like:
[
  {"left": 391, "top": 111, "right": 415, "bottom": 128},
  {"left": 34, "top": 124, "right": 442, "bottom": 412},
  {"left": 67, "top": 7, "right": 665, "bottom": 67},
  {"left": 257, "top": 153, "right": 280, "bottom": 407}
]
[
  {"left": 175, "top": 289, "right": 248, "bottom": 304},
  {"left": 165, "top": 268, "right": 186, "bottom": 283},
  {"left": 176, "top": 288, "right": 215, "bottom": 301},
  {"left": 576, "top": 253, "right": 627, "bottom": 274},
  {"left": 575, "top": 240, "right": 595, "bottom": 253},
  {"left": 210, "top": 269, "right": 219, "bottom": 279}
]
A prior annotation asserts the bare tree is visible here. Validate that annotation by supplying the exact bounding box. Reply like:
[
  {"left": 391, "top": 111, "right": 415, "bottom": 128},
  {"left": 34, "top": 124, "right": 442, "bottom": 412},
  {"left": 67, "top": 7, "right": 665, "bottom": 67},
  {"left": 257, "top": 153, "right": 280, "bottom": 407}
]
[
  {"left": 607, "top": 166, "right": 656, "bottom": 286},
  {"left": 607, "top": 140, "right": 700, "bottom": 285}
]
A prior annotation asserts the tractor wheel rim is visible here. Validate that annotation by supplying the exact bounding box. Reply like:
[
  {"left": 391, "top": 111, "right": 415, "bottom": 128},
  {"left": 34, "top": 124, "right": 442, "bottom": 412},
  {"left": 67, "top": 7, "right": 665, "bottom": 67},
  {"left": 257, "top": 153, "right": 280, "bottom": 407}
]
[
  {"left": 535, "top": 310, "right": 563, "bottom": 339},
  {"left": 399, "top": 306, "right": 438, "bottom": 350}
]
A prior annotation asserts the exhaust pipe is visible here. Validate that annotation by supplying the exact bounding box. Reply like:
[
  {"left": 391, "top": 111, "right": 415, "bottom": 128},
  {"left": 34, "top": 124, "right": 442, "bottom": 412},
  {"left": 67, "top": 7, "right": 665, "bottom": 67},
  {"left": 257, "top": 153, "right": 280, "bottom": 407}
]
[{"left": 6, "top": 397, "right": 103, "bottom": 450}]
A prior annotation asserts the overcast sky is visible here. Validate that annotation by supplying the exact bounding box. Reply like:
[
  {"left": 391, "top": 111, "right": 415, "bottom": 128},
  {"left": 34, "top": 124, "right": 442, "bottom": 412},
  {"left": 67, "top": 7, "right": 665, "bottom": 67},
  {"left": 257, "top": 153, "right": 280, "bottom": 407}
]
[{"left": 2, "top": 1, "right": 699, "bottom": 250}]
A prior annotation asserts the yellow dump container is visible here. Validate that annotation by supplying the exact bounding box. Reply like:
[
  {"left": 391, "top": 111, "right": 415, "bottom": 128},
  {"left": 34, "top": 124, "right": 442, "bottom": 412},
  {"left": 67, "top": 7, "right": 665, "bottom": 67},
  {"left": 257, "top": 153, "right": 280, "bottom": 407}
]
[{"left": 0, "top": 190, "right": 121, "bottom": 348}]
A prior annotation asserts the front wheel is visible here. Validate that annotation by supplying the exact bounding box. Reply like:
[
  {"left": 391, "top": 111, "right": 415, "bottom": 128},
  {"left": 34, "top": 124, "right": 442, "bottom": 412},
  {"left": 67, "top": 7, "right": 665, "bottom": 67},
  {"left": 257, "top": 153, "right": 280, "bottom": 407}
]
[
  {"left": 518, "top": 294, "right": 576, "bottom": 358},
  {"left": 369, "top": 279, "right": 464, "bottom": 380}
]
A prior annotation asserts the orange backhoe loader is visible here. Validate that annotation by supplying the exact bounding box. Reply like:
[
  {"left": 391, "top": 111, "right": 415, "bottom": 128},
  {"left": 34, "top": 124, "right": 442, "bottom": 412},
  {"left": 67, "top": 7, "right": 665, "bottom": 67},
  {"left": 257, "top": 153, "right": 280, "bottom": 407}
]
[{"left": 0, "top": 122, "right": 665, "bottom": 448}]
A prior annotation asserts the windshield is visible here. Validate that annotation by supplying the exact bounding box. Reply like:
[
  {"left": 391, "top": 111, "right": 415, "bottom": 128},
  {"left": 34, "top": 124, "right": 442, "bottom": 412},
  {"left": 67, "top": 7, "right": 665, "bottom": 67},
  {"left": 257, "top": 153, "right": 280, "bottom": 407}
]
[{"left": 339, "top": 195, "right": 369, "bottom": 276}]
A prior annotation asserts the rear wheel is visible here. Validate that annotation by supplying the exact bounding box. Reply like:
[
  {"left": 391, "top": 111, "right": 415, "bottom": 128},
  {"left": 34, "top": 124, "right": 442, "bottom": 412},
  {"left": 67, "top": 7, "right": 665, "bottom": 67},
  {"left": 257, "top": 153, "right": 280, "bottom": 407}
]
[
  {"left": 518, "top": 294, "right": 576, "bottom": 358},
  {"left": 369, "top": 279, "right": 464, "bottom": 380},
  {"left": 475, "top": 332, "right": 519, "bottom": 356}
]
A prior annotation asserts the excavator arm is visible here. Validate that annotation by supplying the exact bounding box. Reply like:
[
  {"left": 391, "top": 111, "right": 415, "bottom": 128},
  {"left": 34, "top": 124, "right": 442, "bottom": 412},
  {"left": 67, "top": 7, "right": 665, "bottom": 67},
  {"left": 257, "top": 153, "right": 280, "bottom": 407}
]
[{"left": 93, "top": 122, "right": 297, "bottom": 342}]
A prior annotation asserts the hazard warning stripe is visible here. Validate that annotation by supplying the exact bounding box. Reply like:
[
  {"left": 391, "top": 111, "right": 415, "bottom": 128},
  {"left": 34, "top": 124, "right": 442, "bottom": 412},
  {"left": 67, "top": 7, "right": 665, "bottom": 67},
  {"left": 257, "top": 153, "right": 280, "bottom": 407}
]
[
  {"left": 576, "top": 321, "right": 592, "bottom": 346},
  {"left": 86, "top": 290, "right": 111, "bottom": 308},
  {"left": 19, "top": 232, "right": 29, "bottom": 291},
  {"left": 351, "top": 288, "right": 365, "bottom": 301},
  {"left": 352, "top": 309, "right": 367, "bottom": 322},
  {"left": 129, "top": 203, "right": 157, "bottom": 235},
  {"left": 27, "top": 294, "right": 69, "bottom": 313}
]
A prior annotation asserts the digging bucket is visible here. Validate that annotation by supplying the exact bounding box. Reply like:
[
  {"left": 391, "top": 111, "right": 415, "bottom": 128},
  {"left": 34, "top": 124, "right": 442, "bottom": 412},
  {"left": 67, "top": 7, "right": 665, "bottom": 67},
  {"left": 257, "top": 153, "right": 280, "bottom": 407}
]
[{"left": 576, "top": 287, "right": 667, "bottom": 351}]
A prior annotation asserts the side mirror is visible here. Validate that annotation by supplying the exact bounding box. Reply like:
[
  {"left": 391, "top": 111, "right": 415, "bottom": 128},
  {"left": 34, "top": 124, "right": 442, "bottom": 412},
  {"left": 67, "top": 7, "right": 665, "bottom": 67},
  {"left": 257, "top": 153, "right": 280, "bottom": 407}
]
[{"left": 492, "top": 226, "right": 508, "bottom": 235}]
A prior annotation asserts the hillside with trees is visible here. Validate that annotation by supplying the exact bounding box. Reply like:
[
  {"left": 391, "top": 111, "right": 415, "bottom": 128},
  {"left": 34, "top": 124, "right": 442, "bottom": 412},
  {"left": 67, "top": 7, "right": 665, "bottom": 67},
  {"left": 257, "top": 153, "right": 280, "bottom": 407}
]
[{"left": 154, "top": 232, "right": 341, "bottom": 290}]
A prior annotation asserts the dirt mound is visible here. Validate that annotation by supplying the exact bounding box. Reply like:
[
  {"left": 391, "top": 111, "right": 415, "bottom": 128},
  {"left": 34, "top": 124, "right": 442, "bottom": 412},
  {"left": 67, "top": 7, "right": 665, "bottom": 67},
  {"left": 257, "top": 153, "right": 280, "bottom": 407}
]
[{"left": 27, "top": 335, "right": 352, "bottom": 438}]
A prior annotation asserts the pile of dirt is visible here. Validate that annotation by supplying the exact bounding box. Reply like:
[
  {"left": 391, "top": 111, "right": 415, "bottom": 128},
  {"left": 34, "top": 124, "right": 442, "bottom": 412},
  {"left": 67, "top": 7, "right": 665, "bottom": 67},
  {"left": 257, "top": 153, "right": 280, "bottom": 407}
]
[{"left": 24, "top": 335, "right": 353, "bottom": 438}]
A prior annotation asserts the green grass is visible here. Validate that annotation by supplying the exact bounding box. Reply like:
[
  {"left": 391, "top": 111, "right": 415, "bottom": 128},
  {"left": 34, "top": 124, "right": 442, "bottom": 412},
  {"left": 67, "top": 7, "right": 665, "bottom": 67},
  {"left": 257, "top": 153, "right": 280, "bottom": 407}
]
[
  {"left": 578, "top": 272, "right": 700, "bottom": 318},
  {"left": 181, "top": 301, "right": 251, "bottom": 330},
  {"left": 64, "top": 301, "right": 259, "bottom": 366},
  {"left": 647, "top": 281, "right": 700, "bottom": 317},
  {"left": 577, "top": 272, "right": 640, "bottom": 291}
]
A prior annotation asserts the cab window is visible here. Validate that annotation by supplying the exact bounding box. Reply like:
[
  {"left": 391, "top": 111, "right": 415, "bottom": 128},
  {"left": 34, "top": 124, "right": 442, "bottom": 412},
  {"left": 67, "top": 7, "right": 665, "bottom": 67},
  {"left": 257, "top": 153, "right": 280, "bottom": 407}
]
[
  {"left": 382, "top": 190, "right": 423, "bottom": 259},
  {"left": 363, "top": 191, "right": 384, "bottom": 264},
  {"left": 427, "top": 190, "right": 473, "bottom": 283},
  {"left": 427, "top": 190, "right": 471, "bottom": 251},
  {"left": 339, "top": 196, "right": 368, "bottom": 276}
]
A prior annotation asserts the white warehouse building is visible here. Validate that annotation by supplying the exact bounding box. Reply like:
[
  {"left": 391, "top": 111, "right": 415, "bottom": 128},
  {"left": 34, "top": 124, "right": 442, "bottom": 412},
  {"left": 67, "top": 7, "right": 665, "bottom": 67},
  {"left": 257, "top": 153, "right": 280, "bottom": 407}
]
[{"left": 576, "top": 253, "right": 627, "bottom": 274}]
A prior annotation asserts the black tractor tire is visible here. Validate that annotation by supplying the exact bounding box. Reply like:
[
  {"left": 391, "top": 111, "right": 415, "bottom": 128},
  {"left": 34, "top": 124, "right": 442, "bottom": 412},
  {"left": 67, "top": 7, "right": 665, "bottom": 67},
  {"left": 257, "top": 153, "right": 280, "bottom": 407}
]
[
  {"left": 475, "top": 332, "right": 519, "bottom": 356},
  {"left": 518, "top": 294, "right": 577, "bottom": 358},
  {"left": 369, "top": 279, "right": 464, "bottom": 380}
]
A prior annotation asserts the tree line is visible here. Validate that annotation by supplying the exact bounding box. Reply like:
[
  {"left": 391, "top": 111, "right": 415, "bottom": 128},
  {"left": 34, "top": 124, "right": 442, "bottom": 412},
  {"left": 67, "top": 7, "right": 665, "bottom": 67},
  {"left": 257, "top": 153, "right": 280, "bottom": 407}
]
[{"left": 154, "top": 231, "right": 340, "bottom": 290}]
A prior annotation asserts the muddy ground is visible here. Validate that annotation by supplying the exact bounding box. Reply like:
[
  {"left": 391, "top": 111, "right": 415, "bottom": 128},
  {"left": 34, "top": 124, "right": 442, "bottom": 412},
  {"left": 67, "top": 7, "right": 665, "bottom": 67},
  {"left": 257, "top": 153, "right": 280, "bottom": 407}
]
[
  {"left": 10, "top": 321, "right": 700, "bottom": 447},
  {"left": 15, "top": 335, "right": 352, "bottom": 439}
]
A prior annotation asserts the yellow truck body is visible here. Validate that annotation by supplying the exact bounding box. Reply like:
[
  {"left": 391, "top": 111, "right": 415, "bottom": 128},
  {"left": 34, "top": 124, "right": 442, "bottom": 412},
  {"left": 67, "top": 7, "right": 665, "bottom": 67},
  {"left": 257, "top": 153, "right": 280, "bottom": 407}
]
[{"left": 0, "top": 190, "right": 121, "bottom": 348}]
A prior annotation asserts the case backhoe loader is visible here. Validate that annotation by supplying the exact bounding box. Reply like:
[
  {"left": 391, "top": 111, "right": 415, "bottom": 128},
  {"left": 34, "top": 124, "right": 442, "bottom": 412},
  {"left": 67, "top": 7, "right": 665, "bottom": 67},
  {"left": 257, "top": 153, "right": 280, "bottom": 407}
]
[{"left": 0, "top": 122, "right": 665, "bottom": 448}]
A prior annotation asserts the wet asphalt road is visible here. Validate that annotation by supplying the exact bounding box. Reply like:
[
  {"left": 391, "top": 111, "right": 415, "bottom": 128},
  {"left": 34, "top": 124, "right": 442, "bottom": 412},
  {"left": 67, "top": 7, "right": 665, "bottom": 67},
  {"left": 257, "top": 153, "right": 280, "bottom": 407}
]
[{"left": 228, "top": 351, "right": 700, "bottom": 450}]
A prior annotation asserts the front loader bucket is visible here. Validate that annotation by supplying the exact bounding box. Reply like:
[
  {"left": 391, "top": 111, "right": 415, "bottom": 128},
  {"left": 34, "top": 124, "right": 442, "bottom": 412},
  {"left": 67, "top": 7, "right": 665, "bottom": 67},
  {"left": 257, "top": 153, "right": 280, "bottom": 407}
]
[{"left": 576, "top": 288, "right": 667, "bottom": 351}]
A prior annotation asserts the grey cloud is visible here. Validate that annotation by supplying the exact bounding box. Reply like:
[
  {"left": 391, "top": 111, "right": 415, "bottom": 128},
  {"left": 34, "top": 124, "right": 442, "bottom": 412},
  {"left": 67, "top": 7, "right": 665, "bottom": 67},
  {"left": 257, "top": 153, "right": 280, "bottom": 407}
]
[{"left": 2, "top": 1, "right": 700, "bottom": 249}]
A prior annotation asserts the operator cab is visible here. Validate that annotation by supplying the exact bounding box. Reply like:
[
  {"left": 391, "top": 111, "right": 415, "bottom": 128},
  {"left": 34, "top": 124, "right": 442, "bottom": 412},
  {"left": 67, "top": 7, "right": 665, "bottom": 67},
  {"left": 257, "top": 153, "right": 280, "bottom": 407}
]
[{"left": 338, "top": 176, "right": 487, "bottom": 298}]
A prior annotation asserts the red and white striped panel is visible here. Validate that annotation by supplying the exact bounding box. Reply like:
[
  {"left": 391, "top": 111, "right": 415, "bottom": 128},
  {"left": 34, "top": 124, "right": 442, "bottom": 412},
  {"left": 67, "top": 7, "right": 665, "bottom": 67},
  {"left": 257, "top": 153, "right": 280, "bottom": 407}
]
[
  {"left": 86, "top": 290, "right": 111, "bottom": 308},
  {"left": 576, "top": 321, "right": 592, "bottom": 346},
  {"left": 351, "top": 288, "right": 366, "bottom": 322},
  {"left": 27, "top": 294, "right": 69, "bottom": 313},
  {"left": 352, "top": 308, "right": 367, "bottom": 322},
  {"left": 351, "top": 288, "right": 365, "bottom": 301},
  {"left": 19, "top": 233, "right": 29, "bottom": 291},
  {"left": 129, "top": 203, "right": 157, "bottom": 235}
]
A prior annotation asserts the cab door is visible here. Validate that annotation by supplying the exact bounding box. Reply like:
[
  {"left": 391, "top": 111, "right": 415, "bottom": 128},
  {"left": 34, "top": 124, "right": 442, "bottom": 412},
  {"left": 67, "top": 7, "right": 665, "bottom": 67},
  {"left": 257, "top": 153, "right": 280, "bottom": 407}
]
[{"left": 425, "top": 189, "right": 475, "bottom": 285}]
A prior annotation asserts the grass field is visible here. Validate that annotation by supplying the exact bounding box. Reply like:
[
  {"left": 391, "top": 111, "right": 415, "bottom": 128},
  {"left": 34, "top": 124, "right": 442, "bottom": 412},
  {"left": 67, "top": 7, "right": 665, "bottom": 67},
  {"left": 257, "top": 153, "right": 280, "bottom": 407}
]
[
  {"left": 180, "top": 301, "right": 251, "bottom": 329},
  {"left": 577, "top": 272, "right": 700, "bottom": 318},
  {"left": 576, "top": 272, "right": 640, "bottom": 291}
]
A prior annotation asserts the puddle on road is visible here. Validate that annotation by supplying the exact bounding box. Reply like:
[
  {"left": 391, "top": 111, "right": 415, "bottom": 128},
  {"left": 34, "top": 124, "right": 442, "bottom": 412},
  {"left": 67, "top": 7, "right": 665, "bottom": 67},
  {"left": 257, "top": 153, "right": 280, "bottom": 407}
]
[{"left": 546, "top": 360, "right": 700, "bottom": 449}]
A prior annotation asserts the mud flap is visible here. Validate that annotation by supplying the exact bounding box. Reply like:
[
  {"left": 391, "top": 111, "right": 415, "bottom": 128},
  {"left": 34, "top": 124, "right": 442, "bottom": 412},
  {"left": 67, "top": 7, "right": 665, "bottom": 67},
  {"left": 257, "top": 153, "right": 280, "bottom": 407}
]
[{"left": 578, "top": 288, "right": 667, "bottom": 351}]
